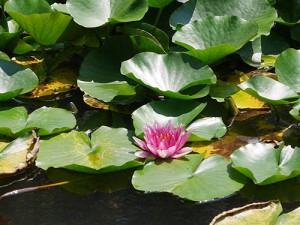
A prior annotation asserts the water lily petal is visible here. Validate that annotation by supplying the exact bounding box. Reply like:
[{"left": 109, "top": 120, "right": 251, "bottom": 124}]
[
  {"left": 175, "top": 131, "right": 191, "bottom": 150},
  {"left": 135, "top": 150, "right": 155, "bottom": 158},
  {"left": 133, "top": 137, "right": 148, "bottom": 150},
  {"left": 172, "top": 147, "right": 192, "bottom": 158},
  {"left": 156, "top": 149, "right": 170, "bottom": 158}
]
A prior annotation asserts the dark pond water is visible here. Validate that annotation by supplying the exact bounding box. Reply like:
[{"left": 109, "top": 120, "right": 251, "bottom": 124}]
[{"left": 0, "top": 168, "right": 300, "bottom": 225}]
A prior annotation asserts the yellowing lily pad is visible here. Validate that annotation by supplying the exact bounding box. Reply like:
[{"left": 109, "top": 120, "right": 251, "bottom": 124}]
[{"left": 0, "top": 133, "right": 39, "bottom": 175}]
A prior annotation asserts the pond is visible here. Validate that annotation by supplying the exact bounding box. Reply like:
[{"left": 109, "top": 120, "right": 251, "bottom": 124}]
[{"left": 0, "top": 167, "right": 300, "bottom": 225}]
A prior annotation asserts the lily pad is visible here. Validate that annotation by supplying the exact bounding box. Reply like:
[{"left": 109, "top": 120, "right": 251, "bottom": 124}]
[
  {"left": 275, "top": 48, "right": 300, "bottom": 93},
  {"left": 5, "top": 0, "right": 73, "bottom": 45},
  {"left": 170, "top": 0, "right": 277, "bottom": 36},
  {"left": 238, "top": 75, "right": 299, "bottom": 105},
  {"left": 0, "top": 59, "right": 38, "bottom": 101},
  {"left": 148, "top": 0, "right": 174, "bottom": 8},
  {"left": 172, "top": 16, "right": 258, "bottom": 64},
  {"left": 231, "top": 143, "right": 300, "bottom": 185},
  {"left": 275, "top": 206, "right": 300, "bottom": 225},
  {"left": 187, "top": 117, "right": 227, "bottom": 141},
  {"left": 132, "top": 99, "right": 206, "bottom": 136},
  {"left": 78, "top": 48, "right": 143, "bottom": 104},
  {"left": 132, "top": 154, "right": 247, "bottom": 201},
  {"left": 121, "top": 52, "right": 216, "bottom": 98},
  {"left": 36, "top": 126, "right": 143, "bottom": 173},
  {"left": 66, "top": 0, "right": 148, "bottom": 28},
  {"left": 25, "top": 107, "right": 77, "bottom": 136},
  {"left": 210, "top": 201, "right": 282, "bottom": 225},
  {"left": 0, "top": 18, "right": 22, "bottom": 51},
  {"left": 0, "top": 106, "right": 27, "bottom": 137},
  {"left": 0, "top": 133, "right": 38, "bottom": 175}
]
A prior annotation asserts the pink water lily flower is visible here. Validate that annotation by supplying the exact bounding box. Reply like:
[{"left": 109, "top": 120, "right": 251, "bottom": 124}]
[{"left": 133, "top": 121, "right": 192, "bottom": 159}]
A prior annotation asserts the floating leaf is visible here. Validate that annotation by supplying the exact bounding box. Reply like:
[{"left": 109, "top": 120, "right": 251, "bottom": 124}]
[
  {"left": 0, "top": 18, "right": 22, "bottom": 51},
  {"left": 66, "top": 0, "right": 148, "bottom": 28},
  {"left": 275, "top": 48, "right": 300, "bottom": 93},
  {"left": 172, "top": 16, "right": 258, "bottom": 64},
  {"left": 170, "top": 0, "right": 277, "bottom": 36},
  {"left": 5, "top": 0, "right": 73, "bottom": 45},
  {"left": 132, "top": 99, "right": 206, "bottom": 136},
  {"left": 36, "top": 127, "right": 142, "bottom": 173},
  {"left": 275, "top": 206, "right": 300, "bottom": 225},
  {"left": 238, "top": 75, "right": 299, "bottom": 105},
  {"left": 187, "top": 117, "right": 227, "bottom": 141},
  {"left": 25, "top": 107, "right": 76, "bottom": 136},
  {"left": 210, "top": 201, "right": 282, "bottom": 225},
  {"left": 132, "top": 154, "right": 247, "bottom": 202},
  {"left": 0, "top": 133, "right": 38, "bottom": 175},
  {"left": 0, "top": 106, "right": 27, "bottom": 137},
  {"left": 121, "top": 52, "right": 216, "bottom": 99},
  {"left": 122, "top": 22, "right": 169, "bottom": 54},
  {"left": 231, "top": 143, "right": 300, "bottom": 185},
  {"left": 78, "top": 48, "right": 142, "bottom": 104},
  {"left": 0, "top": 59, "right": 38, "bottom": 101}
]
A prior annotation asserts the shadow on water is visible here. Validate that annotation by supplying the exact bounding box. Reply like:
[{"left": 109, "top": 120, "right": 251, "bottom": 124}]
[{"left": 0, "top": 169, "right": 299, "bottom": 225}]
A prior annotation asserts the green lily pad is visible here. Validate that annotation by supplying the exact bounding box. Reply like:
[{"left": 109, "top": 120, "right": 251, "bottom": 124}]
[
  {"left": 78, "top": 47, "right": 143, "bottom": 104},
  {"left": 66, "top": 0, "right": 148, "bottom": 28},
  {"left": 238, "top": 75, "right": 299, "bottom": 105},
  {"left": 25, "top": 107, "right": 76, "bottom": 136},
  {"left": 0, "top": 106, "right": 76, "bottom": 137},
  {"left": 170, "top": 0, "right": 277, "bottom": 36},
  {"left": 132, "top": 154, "right": 247, "bottom": 201},
  {"left": 231, "top": 143, "right": 300, "bottom": 185},
  {"left": 36, "top": 126, "right": 142, "bottom": 173},
  {"left": 0, "top": 106, "right": 27, "bottom": 136},
  {"left": 275, "top": 206, "right": 300, "bottom": 225},
  {"left": 187, "top": 117, "right": 227, "bottom": 141},
  {"left": 210, "top": 201, "right": 282, "bottom": 225},
  {"left": 0, "top": 133, "right": 38, "bottom": 175},
  {"left": 0, "top": 59, "right": 38, "bottom": 101},
  {"left": 121, "top": 52, "right": 216, "bottom": 98},
  {"left": 122, "top": 22, "right": 169, "bottom": 54},
  {"left": 172, "top": 16, "right": 258, "bottom": 64},
  {"left": 5, "top": 0, "right": 73, "bottom": 45},
  {"left": 0, "top": 18, "right": 22, "bottom": 51},
  {"left": 275, "top": 48, "right": 300, "bottom": 93},
  {"left": 290, "top": 101, "right": 300, "bottom": 121},
  {"left": 132, "top": 99, "right": 206, "bottom": 136}
]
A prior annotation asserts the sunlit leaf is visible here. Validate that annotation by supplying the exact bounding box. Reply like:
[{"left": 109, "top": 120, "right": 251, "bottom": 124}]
[
  {"left": 25, "top": 107, "right": 76, "bottom": 136},
  {"left": 132, "top": 99, "right": 206, "bottom": 136},
  {"left": 275, "top": 206, "right": 300, "bottom": 224},
  {"left": 121, "top": 52, "right": 216, "bottom": 98},
  {"left": 210, "top": 201, "right": 282, "bottom": 225},
  {"left": 36, "top": 127, "right": 142, "bottom": 173},
  {"left": 66, "top": 0, "right": 148, "bottom": 28},
  {"left": 5, "top": 0, "right": 73, "bottom": 45},
  {"left": 0, "top": 59, "right": 38, "bottom": 101},
  {"left": 172, "top": 16, "right": 258, "bottom": 64},
  {"left": 187, "top": 117, "right": 227, "bottom": 141},
  {"left": 132, "top": 154, "right": 247, "bottom": 202},
  {"left": 170, "top": 0, "right": 277, "bottom": 36},
  {"left": 231, "top": 143, "right": 300, "bottom": 185},
  {"left": 238, "top": 75, "right": 299, "bottom": 105},
  {"left": 0, "top": 133, "right": 38, "bottom": 175},
  {"left": 0, "top": 106, "right": 27, "bottom": 137},
  {"left": 275, "top": 48, "right": 300, "bottom": 93}
]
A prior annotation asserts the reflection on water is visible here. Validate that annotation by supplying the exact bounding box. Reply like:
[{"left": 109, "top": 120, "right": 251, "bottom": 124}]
[{"left": 0, "top": 170, "right": 299, "bottom": 225}]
